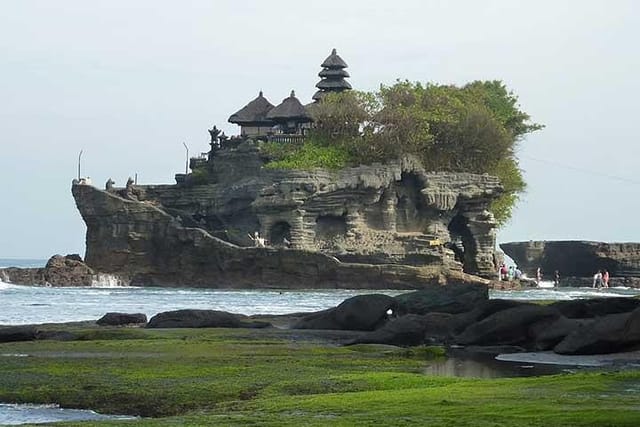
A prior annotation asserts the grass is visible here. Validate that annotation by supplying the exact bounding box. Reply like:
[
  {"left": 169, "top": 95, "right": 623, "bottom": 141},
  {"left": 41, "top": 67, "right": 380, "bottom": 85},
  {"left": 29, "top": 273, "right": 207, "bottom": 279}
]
[
  {"left": 262, "top": 140, "right": 352, "bottom": 170},
  {"left": 0, "top": 326, "right": 639, "bottom": 426}
]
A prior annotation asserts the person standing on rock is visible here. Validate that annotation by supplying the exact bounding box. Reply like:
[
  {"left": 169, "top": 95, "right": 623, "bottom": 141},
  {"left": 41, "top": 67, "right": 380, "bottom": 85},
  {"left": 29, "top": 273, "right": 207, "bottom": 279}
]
[
  {"left": 593, "top": 270, "right": 603, "bottom": 288},
  {"left": 536, "top": 267, "right": 542, "bottom": 285},
  {"left": 602, "top": 270, "right": 610, "bottom": 288},
  {"left": 554, "top": 270, "right": 560, "bottom": 287}
]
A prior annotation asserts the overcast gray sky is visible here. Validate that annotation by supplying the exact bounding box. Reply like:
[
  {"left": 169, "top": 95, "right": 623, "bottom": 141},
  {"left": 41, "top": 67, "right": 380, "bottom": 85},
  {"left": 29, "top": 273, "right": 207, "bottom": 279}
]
[{"left": 1, "top": 0, "right": 639, "bottom": 258}]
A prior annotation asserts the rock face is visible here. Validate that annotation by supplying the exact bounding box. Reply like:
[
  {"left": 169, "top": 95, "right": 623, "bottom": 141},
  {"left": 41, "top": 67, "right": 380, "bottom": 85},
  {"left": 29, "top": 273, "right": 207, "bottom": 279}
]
[
  {"left": 72, "top": 150, "right": 503, "bottom": 288},
  {"left": 0, "top": 255, "right": 94, "bottom": 287},
  {"left": 501, "top": 240, "right": 640, "bottom": 286}
]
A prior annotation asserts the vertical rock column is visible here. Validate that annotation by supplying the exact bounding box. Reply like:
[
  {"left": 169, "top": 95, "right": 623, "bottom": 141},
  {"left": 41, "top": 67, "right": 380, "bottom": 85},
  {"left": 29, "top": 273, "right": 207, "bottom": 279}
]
[
  {"left": 465, "top": 209, "right": 498, "bottom": 277},
  {"left": 381, "top": 192, "right": 397, "bottom": 232}
]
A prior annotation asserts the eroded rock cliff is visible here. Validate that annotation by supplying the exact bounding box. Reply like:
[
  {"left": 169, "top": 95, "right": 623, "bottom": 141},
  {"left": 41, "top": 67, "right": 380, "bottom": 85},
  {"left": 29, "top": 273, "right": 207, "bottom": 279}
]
[{"left": 73, "top": 150, "right": 503, "bottom": 288}]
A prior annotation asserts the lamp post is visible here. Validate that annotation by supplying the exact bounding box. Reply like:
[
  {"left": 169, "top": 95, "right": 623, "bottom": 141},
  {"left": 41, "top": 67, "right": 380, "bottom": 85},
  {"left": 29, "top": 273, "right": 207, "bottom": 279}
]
[
  {"left": 182, "top": 142, "right": 189, "bottom": 174},
  {"left": 77, "top": 149, "right": 83, "bottom": 180}
]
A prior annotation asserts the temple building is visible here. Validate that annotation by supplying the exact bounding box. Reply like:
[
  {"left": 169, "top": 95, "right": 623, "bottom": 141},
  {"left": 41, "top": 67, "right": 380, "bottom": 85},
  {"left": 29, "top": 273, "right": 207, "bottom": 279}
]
[
  {"left": 312, "top": 48, "right": 352, "bottom": 102},
  {"left": 226, "top": 48, "right": 352, "bottom": 138},
  {"left": 227, "top": 91, "right": 275, "bottom": 137},
  {"left": 266, "top": 90, "right": 313, "bottom": 134}
]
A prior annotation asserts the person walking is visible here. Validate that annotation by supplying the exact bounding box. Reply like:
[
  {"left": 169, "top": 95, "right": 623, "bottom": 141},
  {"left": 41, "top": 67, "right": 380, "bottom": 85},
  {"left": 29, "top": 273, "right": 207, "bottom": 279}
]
[{"left": 602, "top": 270, "right": 610, "bottom": 288}]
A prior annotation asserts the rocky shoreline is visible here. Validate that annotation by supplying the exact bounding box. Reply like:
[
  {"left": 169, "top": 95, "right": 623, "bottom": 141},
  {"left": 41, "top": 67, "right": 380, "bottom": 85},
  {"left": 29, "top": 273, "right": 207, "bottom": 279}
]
[
  {"left": 502, "top": 240, "right": 640, "bottom": 289},
  {"left": 2, "top": 284, "right": 639, "bottom": 357}
]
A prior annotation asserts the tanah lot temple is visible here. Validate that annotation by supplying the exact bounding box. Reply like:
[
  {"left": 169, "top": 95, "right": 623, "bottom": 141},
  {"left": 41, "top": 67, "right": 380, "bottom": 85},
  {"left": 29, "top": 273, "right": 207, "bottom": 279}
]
[
  {"left": 71, "top": 47, "right": 505, "bottom": 288},
  {"left": 229, "top": 48, "right": 351, "bottom": 138},
  {"left": 186, "top": 48, "right": 352, "bottom": 173}
]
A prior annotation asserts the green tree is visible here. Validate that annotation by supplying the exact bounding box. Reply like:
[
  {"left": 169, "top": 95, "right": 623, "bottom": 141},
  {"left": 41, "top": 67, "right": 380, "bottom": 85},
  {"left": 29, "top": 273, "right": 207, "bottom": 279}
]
[{"left": 265, "top": 80, "right": 542, "bottom": 226}]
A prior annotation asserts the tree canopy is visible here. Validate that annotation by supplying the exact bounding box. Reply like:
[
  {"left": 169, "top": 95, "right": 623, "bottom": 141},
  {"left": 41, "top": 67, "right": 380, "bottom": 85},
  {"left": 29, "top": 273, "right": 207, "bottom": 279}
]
[{"left": 268, "top": 80, "right": 543, "bottom": 226}]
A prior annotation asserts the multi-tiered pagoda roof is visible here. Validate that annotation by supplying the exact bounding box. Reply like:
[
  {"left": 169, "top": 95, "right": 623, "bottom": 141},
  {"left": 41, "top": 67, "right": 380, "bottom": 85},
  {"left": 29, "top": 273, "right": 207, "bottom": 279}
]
[{"left": 313, "top": 48, "right": 352, "bottom": 101}]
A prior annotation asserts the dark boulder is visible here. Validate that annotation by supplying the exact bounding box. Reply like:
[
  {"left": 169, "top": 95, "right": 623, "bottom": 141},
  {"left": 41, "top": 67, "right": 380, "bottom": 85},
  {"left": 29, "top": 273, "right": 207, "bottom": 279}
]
[
  {"left": 394, "top": 283, "right": 488, "bottom": 316},
  {"left": 293, "top": 294, "right": 397, "bottom": 331},
  {"left": 453, "top": 299, "right": 530, "bottom": 333},
  {"left": 531, "top": 316, "right": 593, "bottom": 350},
  {"left": 420, "top": 312, "right": 457, "bottom": 341},
  {"left": 0, "top": 326, "right": 38, "bottom": 343},
  {"left": 549, "top": 297, "right": 640, "bottom": 318},
  {"left": 146, "top": 309, "right": 271, "bottom": 329},
  {"left": 455, "top": 304, "right": 561, "bottom": 347},
  {"left": 553, "top": 307, "right": 640, "bottom": 355},
  {"left": 290, "top": 308, "right": 342, "bottom": 330},
  {"left": 346, "top": 315, "right": 429, "bottom": 346},
  {"left": 97, "top": 312, "right": 148, "bottom": 326}
]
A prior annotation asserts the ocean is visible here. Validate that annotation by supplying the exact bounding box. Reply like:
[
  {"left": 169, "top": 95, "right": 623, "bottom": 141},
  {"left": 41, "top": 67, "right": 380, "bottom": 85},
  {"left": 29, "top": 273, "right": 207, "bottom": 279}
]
[{"left": 1, "top": 259, "right": 640, "bottom": 326}]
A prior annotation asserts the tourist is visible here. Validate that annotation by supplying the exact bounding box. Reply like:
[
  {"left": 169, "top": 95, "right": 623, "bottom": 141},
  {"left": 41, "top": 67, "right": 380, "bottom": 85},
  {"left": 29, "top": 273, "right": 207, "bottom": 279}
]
[
  {"left": 602, "top": 270, "right": 610, "bottom": 288},
  {"left": 593, "top": 270, "right": 603, "bottom": 288},
  {"left": 554, "top": 270, "right": 560, "bottom": 287},
  {"left": 536, "top": 267, "right": 542, "bottom": 285},
  {"left": 499, "top": 264, "right": 508, "bottom": 281},
  {"left": 514, "top": 268, "right": 522, "bottom": 280},
  {"left": 508, "top": 266, "right": 515, "bottom": 280}
]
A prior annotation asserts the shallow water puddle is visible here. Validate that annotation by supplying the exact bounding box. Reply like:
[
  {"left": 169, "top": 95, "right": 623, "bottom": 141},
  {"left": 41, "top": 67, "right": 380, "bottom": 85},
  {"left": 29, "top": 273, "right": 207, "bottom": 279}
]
[{"left": 0, "top": 403, "right": 135, "bottom": 425}]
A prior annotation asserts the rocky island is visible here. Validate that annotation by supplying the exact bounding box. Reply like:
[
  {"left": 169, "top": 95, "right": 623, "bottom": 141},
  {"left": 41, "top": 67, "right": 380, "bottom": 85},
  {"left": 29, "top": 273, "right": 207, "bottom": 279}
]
[
  {"left": 72, "top": 154, "right": 502, "bottom": 288},
  {"left": 68, "top": 49, "right": 511, "bottom": 289}
]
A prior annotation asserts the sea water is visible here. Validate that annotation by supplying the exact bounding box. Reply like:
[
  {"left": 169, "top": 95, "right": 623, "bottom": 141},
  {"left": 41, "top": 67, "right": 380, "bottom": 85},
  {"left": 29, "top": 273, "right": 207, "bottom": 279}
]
[
  {"left": 1, "top": 279, "right": 638, "bottom": 326},
  {"left": 0, "top": 403, "right": 135, "bottom": 425},
  {"left": 1, "top": 258, "right": 639, "bottom": 325}
]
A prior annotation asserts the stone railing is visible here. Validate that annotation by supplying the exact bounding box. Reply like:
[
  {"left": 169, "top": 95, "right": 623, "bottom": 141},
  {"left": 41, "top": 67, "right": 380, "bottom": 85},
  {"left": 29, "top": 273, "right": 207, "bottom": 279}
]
[{"left": 267, "top": 134, "right": 306, "bottom": 144}]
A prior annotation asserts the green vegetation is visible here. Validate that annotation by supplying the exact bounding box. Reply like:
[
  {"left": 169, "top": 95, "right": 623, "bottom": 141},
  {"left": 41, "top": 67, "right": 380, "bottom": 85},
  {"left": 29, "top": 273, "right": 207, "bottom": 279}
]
[
  {"left": 0, "top": 326, "right": 638, "bottom": 426},
  {"left": 266, "top": 80, "right": 542, "bottom": 225},
  {"left": 187, "top": 168, "right": 211, "bottom": 185},
  {"left": 262, "top": 140, "right": 351, "bottom": 170}
]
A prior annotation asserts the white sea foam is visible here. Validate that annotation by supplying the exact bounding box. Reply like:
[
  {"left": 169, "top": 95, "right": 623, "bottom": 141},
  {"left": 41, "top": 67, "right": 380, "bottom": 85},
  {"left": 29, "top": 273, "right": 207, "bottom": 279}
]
[
  {"left": 91, "top": 273, "right": 128, "bottom": 288},
  {"left": 0, "top": 280, "right": 18, "bottom": 290}
]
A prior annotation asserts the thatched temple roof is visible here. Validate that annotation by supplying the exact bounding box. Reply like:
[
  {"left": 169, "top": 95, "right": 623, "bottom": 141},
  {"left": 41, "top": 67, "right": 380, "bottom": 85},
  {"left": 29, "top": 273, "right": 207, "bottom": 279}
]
[
  {"left": 313, "top": 48, "right": 352, "bottom": 101},
  {"left": 320, "top": 48, "right": 348, "bottom": 69},
  {"left": 266, "top": 91, "right": 313, "bottom": 122},
  {"left": 228, "top": 91, "right": 275, "bottom": 125}
]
